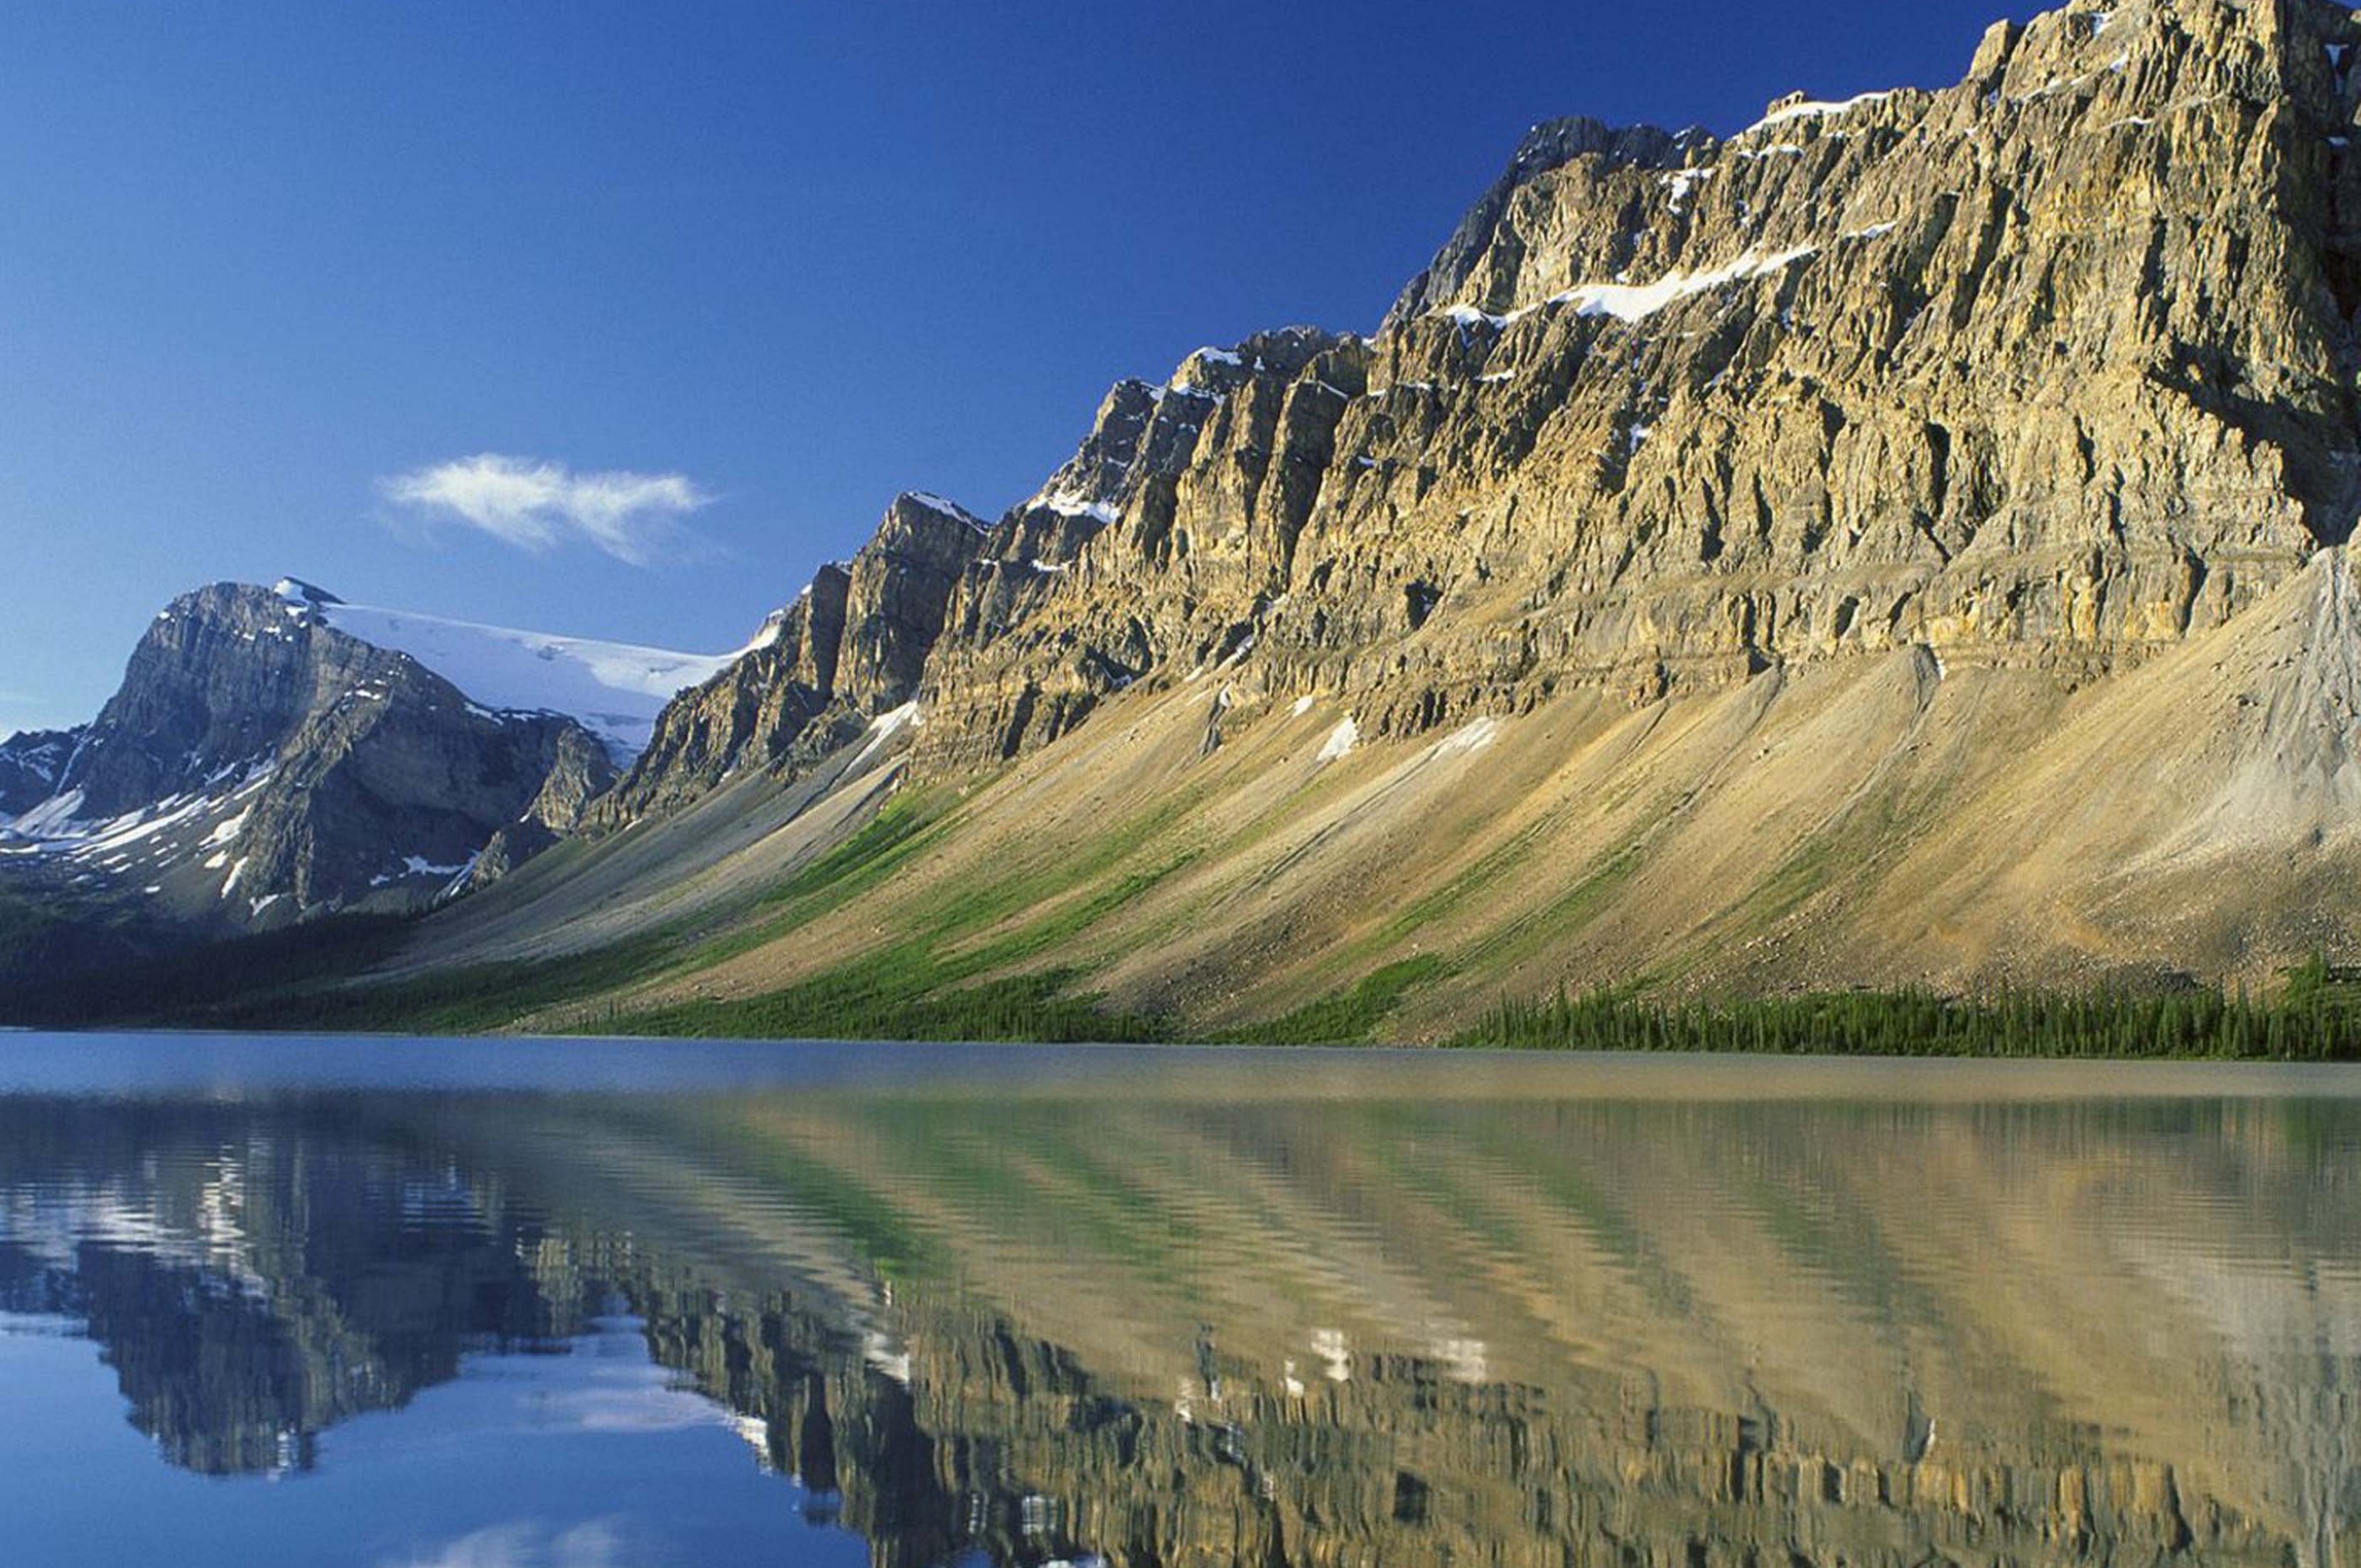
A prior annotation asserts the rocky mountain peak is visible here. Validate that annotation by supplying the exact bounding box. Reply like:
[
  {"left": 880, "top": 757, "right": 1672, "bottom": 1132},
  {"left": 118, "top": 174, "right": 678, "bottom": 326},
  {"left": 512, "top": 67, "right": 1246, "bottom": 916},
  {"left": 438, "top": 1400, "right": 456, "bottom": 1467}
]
[
  {"left": 270, "top": 577, "right": 343, "bottom": 608},
  {"left": 894, "top": 491, "right": 989, "bottom": 534},
  {"left": 875, "top": 0, "right": 2361, "bottom": 766},
  {"left": 1381, "top": 118, "right": 1694, "bottom": 334},
  {"left": 586, "top": 488, "right": 991, "bottom": 824},
  {"left": 70, "top": 582, "right": 362, "bottom": 818},
  {"left": 569, "top": 0, "right": 2361, "bottom": 825},
  {"left": 0, "top": 580, "right": 619, "bottom": 936}
]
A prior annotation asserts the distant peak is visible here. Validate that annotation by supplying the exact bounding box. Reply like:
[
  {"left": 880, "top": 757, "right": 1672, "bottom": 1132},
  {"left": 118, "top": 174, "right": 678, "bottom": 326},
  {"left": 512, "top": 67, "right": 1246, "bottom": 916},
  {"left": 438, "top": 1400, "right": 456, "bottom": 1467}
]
[{"left": 271, "top": 577, "right": 343, "bottom": 607}]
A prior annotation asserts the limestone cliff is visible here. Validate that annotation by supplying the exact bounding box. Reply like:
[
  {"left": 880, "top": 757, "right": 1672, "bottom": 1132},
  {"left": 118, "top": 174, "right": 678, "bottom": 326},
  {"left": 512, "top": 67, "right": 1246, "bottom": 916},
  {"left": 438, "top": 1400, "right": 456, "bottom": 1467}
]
[
  {"left": 589, "top": 491, "right": 987, "bottom": 824},
  {"left": 602, "top": 0, "right": 2361, "bottom": 808},
  {"left": 911, "top": 0, "right": 2361, "bottom": 764},
  {"left": 463, "top": 0, "right": 2361, "bottom": 1016}
]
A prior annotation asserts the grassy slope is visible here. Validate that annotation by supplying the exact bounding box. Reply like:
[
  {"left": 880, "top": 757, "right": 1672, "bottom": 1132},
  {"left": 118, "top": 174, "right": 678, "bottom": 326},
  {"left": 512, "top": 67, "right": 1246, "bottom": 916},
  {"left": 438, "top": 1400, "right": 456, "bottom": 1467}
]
[{"left": 17, "top": 551, "right": 2361, "bottom": 1054}]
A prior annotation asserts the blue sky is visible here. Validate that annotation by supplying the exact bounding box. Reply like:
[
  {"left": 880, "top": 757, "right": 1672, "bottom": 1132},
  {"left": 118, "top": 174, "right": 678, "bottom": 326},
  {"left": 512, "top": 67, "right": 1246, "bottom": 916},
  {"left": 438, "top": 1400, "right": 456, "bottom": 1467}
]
[{"left": 0, "top": 0, "right": 2034, "bottom": 739}]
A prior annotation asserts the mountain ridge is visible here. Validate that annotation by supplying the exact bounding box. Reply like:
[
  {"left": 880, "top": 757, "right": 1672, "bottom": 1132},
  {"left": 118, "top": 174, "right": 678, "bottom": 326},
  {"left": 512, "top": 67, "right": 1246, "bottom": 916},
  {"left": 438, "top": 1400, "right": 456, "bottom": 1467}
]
[{"left": 14, "top": 0, "right": 2361, "bottom": 1038}]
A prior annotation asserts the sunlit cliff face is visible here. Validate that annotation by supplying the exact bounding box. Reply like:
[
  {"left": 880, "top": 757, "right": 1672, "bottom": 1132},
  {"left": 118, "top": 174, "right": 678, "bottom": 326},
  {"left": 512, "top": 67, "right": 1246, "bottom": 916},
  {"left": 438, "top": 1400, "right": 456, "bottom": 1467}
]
[{"left": 3, "top": 1069, "right": 2355, "bottom": 1568}]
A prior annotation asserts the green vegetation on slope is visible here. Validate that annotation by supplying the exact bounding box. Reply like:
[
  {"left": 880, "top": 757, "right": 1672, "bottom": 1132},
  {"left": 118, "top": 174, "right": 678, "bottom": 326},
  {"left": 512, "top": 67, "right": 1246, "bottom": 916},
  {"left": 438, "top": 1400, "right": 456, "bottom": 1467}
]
[
  {"left": 10, "top": 768, "right": 2361, "bottom": 1064},
  {"left": 0, "top": 885, "right": 148, "bottom": 992},
  {"left": 597, "top": 790, "right": 1207, "bottom": 1043},
  {"left": 0, "top": 794, "right": 959, "bottom": 1033},
  {"left": 1459, "top": 959, "right": 2361, "bottom": 1062},
  {"left": 1209, "top": 956, "right": 1452, "bottom": 1045},
  {"left": 620, "top": 959, "right": 1169, "bottom": 1044}
]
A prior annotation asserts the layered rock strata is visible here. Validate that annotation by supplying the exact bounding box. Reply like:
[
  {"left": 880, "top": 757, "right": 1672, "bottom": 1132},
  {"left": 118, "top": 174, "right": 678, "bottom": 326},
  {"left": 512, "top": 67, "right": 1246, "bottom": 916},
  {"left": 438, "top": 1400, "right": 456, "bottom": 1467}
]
[
  {"left": 609, "top": 0, "right": 2361, "bottom": 816},
  {"left": 588, "top": 492, "right": 989, "bottom": 824}
]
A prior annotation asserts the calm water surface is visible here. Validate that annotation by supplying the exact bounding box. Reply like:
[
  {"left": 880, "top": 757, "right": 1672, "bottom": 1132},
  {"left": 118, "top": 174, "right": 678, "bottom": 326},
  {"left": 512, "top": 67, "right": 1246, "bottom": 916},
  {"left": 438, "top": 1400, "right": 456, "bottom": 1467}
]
[{"left": 1, "top": 1034, "right": 2356, "bottom": 1568}]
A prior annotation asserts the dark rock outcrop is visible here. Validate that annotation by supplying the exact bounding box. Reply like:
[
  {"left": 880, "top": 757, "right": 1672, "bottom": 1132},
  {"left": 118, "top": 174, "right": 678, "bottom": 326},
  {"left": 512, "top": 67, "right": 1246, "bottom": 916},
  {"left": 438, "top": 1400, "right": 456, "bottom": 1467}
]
[{"left": 0, "top": 729, "right": 81, "bottom": 819}]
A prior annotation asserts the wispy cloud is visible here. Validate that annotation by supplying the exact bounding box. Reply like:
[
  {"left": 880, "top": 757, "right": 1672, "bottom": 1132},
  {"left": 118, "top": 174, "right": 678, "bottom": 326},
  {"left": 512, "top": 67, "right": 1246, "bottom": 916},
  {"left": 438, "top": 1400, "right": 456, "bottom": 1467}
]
[
  {"left": 381, "top": 454, "right": 712, "bottom": 566},
  {"left": 380, "top": 1518, "right": 630, "bottom": 1568}
]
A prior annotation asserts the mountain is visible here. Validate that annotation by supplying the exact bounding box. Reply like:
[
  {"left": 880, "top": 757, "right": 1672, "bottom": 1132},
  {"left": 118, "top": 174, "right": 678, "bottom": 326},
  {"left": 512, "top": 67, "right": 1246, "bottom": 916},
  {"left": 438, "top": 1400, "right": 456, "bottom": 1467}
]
[
  {"left": 0, "top": 579, "right": 742, "bottom": 953},
  {"left": 16, "top": 0, "right": 2361, "bottom": 1037},
  {"left": 587, "top": 491, "right": 987, "bottom": 825}
]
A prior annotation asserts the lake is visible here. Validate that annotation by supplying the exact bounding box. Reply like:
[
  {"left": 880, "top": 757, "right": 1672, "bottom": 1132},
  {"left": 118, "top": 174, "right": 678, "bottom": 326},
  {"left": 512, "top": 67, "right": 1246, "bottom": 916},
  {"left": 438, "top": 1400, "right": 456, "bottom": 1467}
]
[{"left": 1, "top": 1035, "right": 2356, "bottom": 1568}]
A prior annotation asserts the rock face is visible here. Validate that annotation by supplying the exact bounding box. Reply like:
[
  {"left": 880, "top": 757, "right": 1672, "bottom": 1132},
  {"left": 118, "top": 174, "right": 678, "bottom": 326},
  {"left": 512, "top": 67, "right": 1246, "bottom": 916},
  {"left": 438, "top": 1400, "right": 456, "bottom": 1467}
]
[
  {"left": 925, "top": 327, "right": 1367, "bottom": 767},
  {"left": 590, "top": 492, "right": 987, "bottom": 822},
  {"left": 0, "top": 730, "right": 79, "bottom": 818},
  {"left": 0, "top": 582, "right": 611, "bottom": 928},
  {"left": 906, "top": 0, "right": 2361, "bottom": 765},
  {"left": 590, "top": 0, "right": 2361, "bottom": 813}
]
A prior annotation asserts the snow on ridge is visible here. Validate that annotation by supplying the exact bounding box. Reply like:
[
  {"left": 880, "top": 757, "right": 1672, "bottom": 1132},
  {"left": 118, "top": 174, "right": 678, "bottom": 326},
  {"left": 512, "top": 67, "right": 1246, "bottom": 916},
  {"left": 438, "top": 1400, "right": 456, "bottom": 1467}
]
[
  {"left": 270, "top": 576, "right": 340, "bottom": 608},
  {"left": 315, "top": 600, "right": 739, "bottom": 759},
  {"left": 7, "top": 788, "right": 89, "bottom": 841},
  {"left": 1741, "top": 89, "right": 1892, "bottom": 137},
  {"left": 1432, "top": 716, "right": 1501, "bottom": 758},
  {"left": 1556, "top": 244, "right": 1818, "bottom": 322},
  {"left": 1441, "top": 303, "right": 1510, "bottom": 330},
  {"left": 902, "top": 491, "right": 989, "bottom": 531},
  {"left": 851, "top": 701, "right": 921, "bottom": 767},
  {"left": 368, "top": 852, "right": 473, "bottom": 888},
  {"left": 733, "top": 609, "right": 790, "bottom": 659},
  {"left": 1663, "top": 166, "right": 1716, "bottom": 213},
  {"left": 1166, "top": 345, "right": 1249, "bottom": 394},
  {"left": 4, "top": 759, "right": 273, "bottom": 857},
  {"left": 1430, "top": 243, "right": 1818, "bottom": 336},
  {"left": 1317, "top": 718, "right": 1359, "bottom": 764},
  {"left": 1027, "top": 490, "right": 1121, "bottom": 526}
]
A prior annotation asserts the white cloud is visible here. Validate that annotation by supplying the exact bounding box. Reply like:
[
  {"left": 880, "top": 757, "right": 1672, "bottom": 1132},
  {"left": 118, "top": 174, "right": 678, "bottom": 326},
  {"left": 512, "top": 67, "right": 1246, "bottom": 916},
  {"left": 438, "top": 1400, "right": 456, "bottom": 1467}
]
[
  {"left": 381, "top": 454, "right": 712, "bottom": 566},
  {"left": 381, "top": 1518, "right": 631, "bottom": 1568},
  {"left": 526, "top": 1365, "right": 735, "bottom": 1434}
]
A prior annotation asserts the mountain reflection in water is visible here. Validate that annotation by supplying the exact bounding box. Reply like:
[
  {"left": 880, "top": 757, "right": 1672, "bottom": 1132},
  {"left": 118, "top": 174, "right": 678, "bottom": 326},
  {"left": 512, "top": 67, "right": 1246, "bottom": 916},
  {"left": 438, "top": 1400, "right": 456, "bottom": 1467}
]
[{"left": 0, "top": 1043, "right": 2355, "bottom": 1568}]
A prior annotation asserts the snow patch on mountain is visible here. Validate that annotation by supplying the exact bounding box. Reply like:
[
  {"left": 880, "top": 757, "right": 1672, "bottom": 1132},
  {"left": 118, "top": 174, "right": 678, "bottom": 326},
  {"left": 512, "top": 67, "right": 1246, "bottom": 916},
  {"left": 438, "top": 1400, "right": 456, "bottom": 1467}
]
[
  {"left": 902, "top": 492, "right": 989, "bottom": 532},
  {"left": 1027, "top": 490, "right": 1121, "bottom": 525},
  {"left": 851, "top": 702, "right": 921, "bottom": 768},
  {"left": 1742, "top": 90, "right": 1892, "bottom": 137},
  {"left": 308, "top": 598, "right": 742, "bottom": 759}
]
